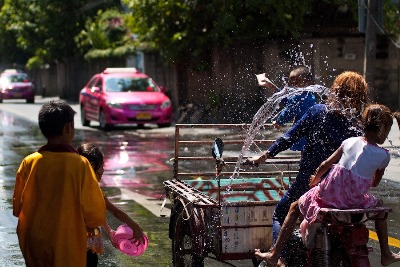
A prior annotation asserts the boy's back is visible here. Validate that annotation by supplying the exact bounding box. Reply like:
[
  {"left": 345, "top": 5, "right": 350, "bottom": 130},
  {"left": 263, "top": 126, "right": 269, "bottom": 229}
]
[{"left": 13, "top": 100, "right": 106, "bottom": 267}]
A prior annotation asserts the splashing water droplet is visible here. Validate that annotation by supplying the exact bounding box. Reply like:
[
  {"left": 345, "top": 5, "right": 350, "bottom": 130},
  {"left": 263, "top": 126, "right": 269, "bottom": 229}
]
[
  {"left": 387, "top": 139, "right": 400, "bottom": 157},
  {"left": 227, "top": 85, "right": 329, "bottom": 190}
]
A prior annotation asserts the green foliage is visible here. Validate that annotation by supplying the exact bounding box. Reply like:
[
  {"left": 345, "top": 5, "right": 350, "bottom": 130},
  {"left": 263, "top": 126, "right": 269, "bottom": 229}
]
[
  {"left": 26, "top": 56, "right": 44, "bottom": 70},
  {"left": 0, "top": 0, "right": 398, "bottom": 69},
  {"left": 1, "top": 0, "right": 86, "bottom": 62},
  {"left": 383, "top": 0, "right": 400, "bottom": 37},
  {"left": 121, "top": 0, "right": 315, "bottom": 69},
  {"left": 0, "top": 0, "right": 120, "bottom": 68},
  {"left": 84, "top": 44, "right": 136, "bottom": 60},
  {"left": 75, "top": 9, "right": 138, "bottom": 60}
]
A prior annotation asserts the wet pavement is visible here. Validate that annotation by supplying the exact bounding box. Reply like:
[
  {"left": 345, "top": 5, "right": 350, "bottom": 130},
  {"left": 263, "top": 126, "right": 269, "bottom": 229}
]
[
  {"left": 0, "top": 98, "right": 255, "bottom": 267},
  {"left": 0, "top": 97, "right": 399, "bottom": 266},
  {"left": 0, "top": 99, "right": 176, "bottom": 266}
]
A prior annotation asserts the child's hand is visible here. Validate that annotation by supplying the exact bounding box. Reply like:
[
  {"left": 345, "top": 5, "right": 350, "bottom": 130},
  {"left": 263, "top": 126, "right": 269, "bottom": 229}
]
[
  {"left": 243, "top": 152, "right": 269, "bottom": 167},
  {"left": 309, "top": 175, "right": 320, "bottom": 187},
  {"left": 106, "top": 229, "right": 119, "bottom": 248},
  {"left": 257, "top": 74, "right": 278, "bottom": 92},
  {"left": 241, "top": 157, "right": 259, "bottom": 167},
  {"left": 131, "top": 224, "right": 145, "bottom": 244},
  {"left": 272, "top": 121, "right": 281, "bottom": 130}
]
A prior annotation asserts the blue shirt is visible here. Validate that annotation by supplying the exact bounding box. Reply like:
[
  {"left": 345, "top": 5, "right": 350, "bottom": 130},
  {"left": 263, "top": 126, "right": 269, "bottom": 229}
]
[
  {"left": 268, "top": 104, "right": 363, "bottom": 174},
  {"left": 275, "top": 91, "right": 316, "bottom": 151}
]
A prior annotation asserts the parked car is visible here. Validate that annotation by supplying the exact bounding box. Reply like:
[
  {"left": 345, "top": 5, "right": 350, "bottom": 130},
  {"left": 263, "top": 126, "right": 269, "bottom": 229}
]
[
  {"left": 79, "top": 68, "right": 172, "bottom": 130},
  {"left": 0, "top": 69, "right": 35, "bottom": 103}
]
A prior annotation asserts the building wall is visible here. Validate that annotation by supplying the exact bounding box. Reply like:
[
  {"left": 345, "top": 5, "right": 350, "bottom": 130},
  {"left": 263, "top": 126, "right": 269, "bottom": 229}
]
[
  {"left": 33, "top": 36, "right": 400, "bottom": 122},
  {"left": 204, "top": 36, "right": 399, "bottom": 122}
]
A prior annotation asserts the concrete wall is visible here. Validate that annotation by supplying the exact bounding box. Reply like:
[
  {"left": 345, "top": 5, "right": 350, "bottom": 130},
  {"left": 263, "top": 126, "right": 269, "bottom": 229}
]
[{"left": 32, "top": 36, "right": 400, "bottom": 122}]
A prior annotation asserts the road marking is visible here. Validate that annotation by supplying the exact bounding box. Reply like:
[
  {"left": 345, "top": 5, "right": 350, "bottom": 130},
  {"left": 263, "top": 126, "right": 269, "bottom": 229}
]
[{"left": 369, "top": 230, "right": 400, "bottom": 248}]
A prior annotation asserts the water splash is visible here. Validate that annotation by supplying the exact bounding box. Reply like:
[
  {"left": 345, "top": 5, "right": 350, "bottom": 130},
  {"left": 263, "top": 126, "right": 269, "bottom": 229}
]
[
  {"left": 387, "top": 139, "right": 400, "bottom": 157},
  {"left": 230, "top": 85, "right": 329, "bottom": 182}
]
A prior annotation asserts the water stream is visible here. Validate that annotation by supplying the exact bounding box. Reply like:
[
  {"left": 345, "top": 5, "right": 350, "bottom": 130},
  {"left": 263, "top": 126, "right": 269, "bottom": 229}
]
[{"left": 230, "top": 85, "right": 329, "bottom": 184}]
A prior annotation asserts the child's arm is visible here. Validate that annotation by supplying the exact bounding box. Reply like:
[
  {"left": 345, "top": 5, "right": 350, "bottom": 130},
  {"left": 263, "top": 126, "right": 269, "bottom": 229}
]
[
  {"left": 103, "top": 222, "right": 114, "bottom": 239},
  {"left": 257, "top": 73, "right": 279, "bottom": 92},
  {"left": 246, "top": 151, "right": 272, "bottom": 166},
  {"left": 309, "top": 145, "right": 343, "bottom": 187},
  {"left": 102, "top": 222, "right": 118, "bottom": 248},
  {"left": 371, "top": 168, "right": 385, "bottom": 187},
  {"left": 105, "top": 197, "right": 144, "bottom": 242}
]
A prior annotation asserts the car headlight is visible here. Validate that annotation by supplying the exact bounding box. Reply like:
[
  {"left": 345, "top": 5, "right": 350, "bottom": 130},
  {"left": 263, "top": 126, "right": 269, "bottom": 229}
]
[
  {"left": 107, "top": 102, "right": 123, "bottom": 109},
  {"left": 161, "top": 99, "right": 171, "bottom": 109}
]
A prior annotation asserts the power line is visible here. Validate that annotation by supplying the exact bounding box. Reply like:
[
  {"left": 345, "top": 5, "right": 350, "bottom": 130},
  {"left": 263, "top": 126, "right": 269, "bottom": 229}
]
[{"left": 361, "top": 0, "right": 400, "bottom": 48}]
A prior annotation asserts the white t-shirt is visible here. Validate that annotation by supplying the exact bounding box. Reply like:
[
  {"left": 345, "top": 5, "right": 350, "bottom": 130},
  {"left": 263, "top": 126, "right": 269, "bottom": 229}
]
[{"left": 338, "top": 136, "right": 390, "bottom": 180}]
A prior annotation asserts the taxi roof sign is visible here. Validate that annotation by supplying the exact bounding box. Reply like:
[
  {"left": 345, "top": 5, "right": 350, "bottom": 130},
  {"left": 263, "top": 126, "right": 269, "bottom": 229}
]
[{"left": 103, "top": 68, "right": 139, "bottom": 74}]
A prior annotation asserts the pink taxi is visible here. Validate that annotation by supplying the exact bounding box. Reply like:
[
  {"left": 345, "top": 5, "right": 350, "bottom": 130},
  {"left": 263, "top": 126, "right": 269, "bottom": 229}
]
[
  {"left": 79, "top": 68, "right": 172, "bottom": 130},
  {"left": 0, "top": 69, "right": 35, "bottom": 103}
]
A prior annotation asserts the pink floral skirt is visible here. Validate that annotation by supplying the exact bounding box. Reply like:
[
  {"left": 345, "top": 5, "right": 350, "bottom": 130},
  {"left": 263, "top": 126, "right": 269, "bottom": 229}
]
[{"left": 299, "top": 164, "right": 378, "bottom": 224}]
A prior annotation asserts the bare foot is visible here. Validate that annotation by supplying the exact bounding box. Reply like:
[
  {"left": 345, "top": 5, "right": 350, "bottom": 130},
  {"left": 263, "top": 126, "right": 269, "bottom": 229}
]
[
  {"left": 382, "top": 252, "right": 400, "bottom": 266},
  {"left": 255, "top": 249, "right": 278, "bottom": 266}
]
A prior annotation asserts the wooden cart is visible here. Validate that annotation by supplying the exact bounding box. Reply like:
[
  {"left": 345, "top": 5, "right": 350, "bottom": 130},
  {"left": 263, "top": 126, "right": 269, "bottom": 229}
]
[{"left": 164, "top": 124, "right": 301, "bottom": 266}]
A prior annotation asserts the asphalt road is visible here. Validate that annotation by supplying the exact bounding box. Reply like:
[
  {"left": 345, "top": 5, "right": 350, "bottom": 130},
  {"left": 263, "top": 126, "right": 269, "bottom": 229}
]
[
  {"left": 1, "top": 96, "right": 400, "bottom": 267},
  {"left": 5, "top": 96, "right": 400, "bottom": 183}
]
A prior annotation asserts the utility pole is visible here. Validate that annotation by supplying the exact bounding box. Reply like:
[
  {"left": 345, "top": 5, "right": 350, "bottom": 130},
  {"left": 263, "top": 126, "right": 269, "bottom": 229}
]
[{"left": 363, "top": 0, "right": 378, "bottom": 101}]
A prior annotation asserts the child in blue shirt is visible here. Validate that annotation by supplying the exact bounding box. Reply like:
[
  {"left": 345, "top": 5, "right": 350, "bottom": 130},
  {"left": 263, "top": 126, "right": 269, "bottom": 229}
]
[{"left": 260, "top": 66, "right": 316, "bottom": 152}]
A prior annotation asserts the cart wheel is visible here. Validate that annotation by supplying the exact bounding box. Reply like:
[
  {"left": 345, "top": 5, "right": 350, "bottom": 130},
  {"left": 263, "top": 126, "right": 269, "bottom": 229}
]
[{"left": 172, "top": 212, "right": 204, "bottom": 267}]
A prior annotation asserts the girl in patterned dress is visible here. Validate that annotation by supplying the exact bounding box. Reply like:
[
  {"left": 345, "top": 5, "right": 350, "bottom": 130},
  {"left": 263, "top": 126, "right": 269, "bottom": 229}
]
[
  {"left": 78, "top": 143, "right": 144, "bottom": 267},
  {"left": 256, "top": 104, "right": 400, "bottom": 266}
]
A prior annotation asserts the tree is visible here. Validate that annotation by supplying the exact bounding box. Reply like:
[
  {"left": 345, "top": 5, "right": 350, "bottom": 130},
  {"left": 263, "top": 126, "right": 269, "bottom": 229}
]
[
  {"left": 0, "top": 0, "right": 120, "bottom": 68},
  {"left": 383, "top": 0, "right": 400, "bottom": 38},
  {"left": 75, "top": 8, "right": 139, "bottom": 60},
  {"left": 122, "top": 0, "right": 313, "bottom": 70},
  {"left": 0, "top": 0, "right": 398, "bottom": 70}
]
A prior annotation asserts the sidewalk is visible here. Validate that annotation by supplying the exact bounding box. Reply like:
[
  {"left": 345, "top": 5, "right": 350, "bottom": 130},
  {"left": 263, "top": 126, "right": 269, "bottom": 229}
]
[{"left": 382, "top": 118, "right": 400, "bottom": 183}]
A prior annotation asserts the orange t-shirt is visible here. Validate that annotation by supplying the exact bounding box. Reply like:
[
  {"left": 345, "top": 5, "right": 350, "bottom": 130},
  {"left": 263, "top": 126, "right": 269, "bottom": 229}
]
[{"left": 13, "top": 150, "right": 106, "bottom": 267}]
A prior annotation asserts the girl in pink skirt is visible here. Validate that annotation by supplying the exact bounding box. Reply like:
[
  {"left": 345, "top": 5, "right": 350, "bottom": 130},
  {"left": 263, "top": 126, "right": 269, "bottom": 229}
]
[{"left": 256, "top": 104, "right": 400, "bottom": 266}]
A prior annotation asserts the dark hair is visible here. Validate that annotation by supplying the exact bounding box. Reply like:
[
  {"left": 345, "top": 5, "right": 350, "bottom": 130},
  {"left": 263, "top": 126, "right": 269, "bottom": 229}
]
[
  {"left": 362, "top": 104, "right": 392, "bottom": 133},
  {"left": 38, "top": 100, "right": 76, "bottom": 138},
  {"left": 290, "top": 66, "right": 312, "bottom": 82},
  {"left": 77, "top": 143, "right": 104, "bottom": 172}
]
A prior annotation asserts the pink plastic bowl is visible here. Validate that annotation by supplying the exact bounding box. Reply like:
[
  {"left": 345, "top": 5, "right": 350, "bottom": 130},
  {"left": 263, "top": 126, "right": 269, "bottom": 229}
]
[
  {"left": 113, "top": 224, "right": 133, "bottom": 241},
  {"left": 112, "top": 224, "right": 148, "bottom": 257}
]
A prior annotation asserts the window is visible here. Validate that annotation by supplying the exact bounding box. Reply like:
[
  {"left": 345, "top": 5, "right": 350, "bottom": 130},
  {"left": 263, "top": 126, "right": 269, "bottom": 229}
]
[{"left": 105, "top": 78, "right": 158, "bottom": 92}]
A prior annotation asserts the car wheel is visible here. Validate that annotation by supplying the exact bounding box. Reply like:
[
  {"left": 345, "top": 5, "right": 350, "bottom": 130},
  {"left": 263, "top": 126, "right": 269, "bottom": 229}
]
[
  {"left": 158, "top": 123, "right": 171, "bottom": 128},
  {"left": 80, "top": 106, "right": 90, "bottom": 126},
  {"left": 99, "top": 110, "right": 111, "bottom": 130},
  {"left": 26, "top": 98, "right": 34, "bottom": 103},
  {"left": 0, "top": 98, "right": 3, "bottom": 103}
]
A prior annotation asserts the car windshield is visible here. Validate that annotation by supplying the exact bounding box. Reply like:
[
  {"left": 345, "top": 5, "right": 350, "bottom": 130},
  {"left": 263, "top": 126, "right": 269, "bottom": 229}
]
[
  {"left": 105, "top": 77, "right": 159, "bottom": 92},
  {"left": 0, "top": 73, "right": 29, "bottom": 83}
]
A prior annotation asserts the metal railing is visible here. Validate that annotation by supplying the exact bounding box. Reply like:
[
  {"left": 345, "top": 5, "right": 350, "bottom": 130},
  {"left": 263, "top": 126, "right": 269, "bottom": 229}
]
[{"left": 172, "top": 123, "right": 300, "bottom": 180}]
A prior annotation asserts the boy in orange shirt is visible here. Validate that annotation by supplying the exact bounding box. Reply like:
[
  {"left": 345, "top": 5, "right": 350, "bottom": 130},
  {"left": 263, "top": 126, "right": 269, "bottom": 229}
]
[{"left": 13, "top": 100, "right": 106, "bottom": 267}]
